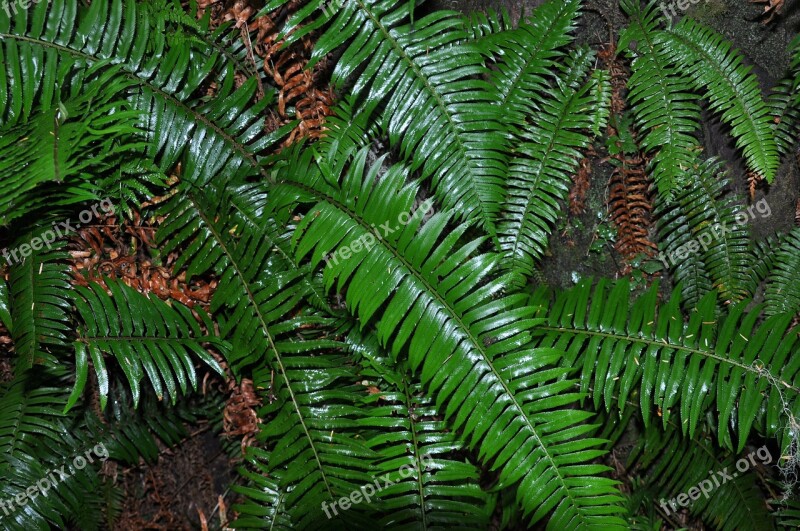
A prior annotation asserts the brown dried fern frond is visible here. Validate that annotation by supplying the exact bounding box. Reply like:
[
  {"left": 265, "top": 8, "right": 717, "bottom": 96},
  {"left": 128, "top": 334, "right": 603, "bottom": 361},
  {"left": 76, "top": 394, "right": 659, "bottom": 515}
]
[
  {"left": 196, "top": 0, "right": 336, "bottom": 146},
  {"left": 608, "top": 152, "right": 658, "bottom": 273}
]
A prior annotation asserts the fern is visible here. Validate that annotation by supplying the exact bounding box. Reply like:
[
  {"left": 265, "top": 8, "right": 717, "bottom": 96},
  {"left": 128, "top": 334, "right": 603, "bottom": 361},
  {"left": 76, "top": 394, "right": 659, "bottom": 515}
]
[
  {"left": 8, "top": 232, "right": 72, "bottom": 373},
  {"left": 530, "top": 278, "right": 800, "bottom": 453},
  {"left": 654, "top": 17, "right": 779, "bottom": 182},
  {"left": 484, "top": 0, "right": 582, "bottom": 132},
  {"left": 765, "top": 227, "right": 800, "bottom": 317},
  {"left": 498, "top": 47, "right": 603, "bottom": 281},
  {"left": 619, "top": 0, "right": 703, "bottom": 196},
  {"left": 0, "top": 79, "right": 141, "bottom": 224},
  {"left": 771, "top": 34, "right": 800, "bottom": 156},
  {"left": 285, "top": 147, "right": 627, "bottom": 527},
  {"left": 1, "top": 0, "right": 799, "bottom": 528},
  {"left": 628, "top": 424, "right": 773, "bottom": 530},
  {"left": 0, "top": 0, "right": 290, "bottom": 194},
  {"left": 654, "top": 159, "right": 752, "bottom": 306},
  {"left": 265, "top": 0, "right": 510, "bottom": 235},
  {"left": 69, "top": 279, "right": 226, "bottom": 410},
  {"left": 351, "top": 329, "right": 491, "bottom": 527}
]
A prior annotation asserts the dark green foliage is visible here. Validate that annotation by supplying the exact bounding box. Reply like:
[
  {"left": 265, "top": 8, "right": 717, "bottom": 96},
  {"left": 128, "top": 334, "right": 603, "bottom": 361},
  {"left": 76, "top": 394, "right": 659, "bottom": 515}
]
[
  {"left": 654, "top": 159, "right": 751, "bottom": 307},
  {"left": 619, "top": 0, "right": 702, "bottom": 195},
  {"left": 1, "top": 0, "right": 800, "bottom": 529},
  {"left": 530, "top": 278, "right": 800, "bottom": 453},
  {"left": 765, "top": 227, "right": 800, "bottom": 317},
  {"left": 627, "top": 424, "right": 773, "bottom": 531},
  {"left": 8, "top": 234, "right": 72, "bottom": 373},
  {"left": 69, "top": 279, "right": 226, "bottom": 410},
  {"left": 499, "top": 47, "right": 606, "bottom": 281}
]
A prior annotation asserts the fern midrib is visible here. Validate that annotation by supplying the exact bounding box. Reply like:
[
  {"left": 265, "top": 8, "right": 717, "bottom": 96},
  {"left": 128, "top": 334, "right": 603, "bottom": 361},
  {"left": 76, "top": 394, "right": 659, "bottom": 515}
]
[
  {"left": 269, "top": 486, "right": 286, "bottom": 531},
  {"left": 505, "top": 90, "right": 579, "bottom": 265},
  {"left": 353, "top": 0, "right": 497, "bottom": 234},
  {"left": 400, "top": 379, "right": 429, "bottom": 529},
  {"left": 14, "top": 253, "right": 40, "bottom": 371},
  {"left": 186, "top": 191, "right": 336, "bottom": 501},
  {"left": 288, "top": 179, "right": 595, "bottom": 526},
  {"left": 537, "top": 325, "right": 800, "bottom": 394},
  {"left": 0, "top": 33, "right": 270, "bottom": 181}
]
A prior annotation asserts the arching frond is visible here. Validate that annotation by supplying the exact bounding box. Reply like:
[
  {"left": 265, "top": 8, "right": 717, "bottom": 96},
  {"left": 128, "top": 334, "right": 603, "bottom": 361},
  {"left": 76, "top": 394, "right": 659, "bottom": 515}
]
[
  {"left": 619, "top": 0, "right": 702, "bottom": 196},
  {"left": 69, "top": 279, "right": 225, "bottom": 410},
  {"left": 530, "top": 278, "right": 800, "bottom": 453},
  {"left": 654, "top": 159, "right": 751, "bottom": 307},
  {"left": 351, "top": 329, "right": 491, "bottom": 528},
  {"left": 499, "top": 49, "right": 600, "bottom": 282},
  {"left": 8, "top": 231, "right": 71, "bottom": 373},
  {"left": 629, "top": 424, "right": 774, "bottom": 531},
  {"left": 263, "top": 0, "right": 509, "bottom": 236},
  {"left": 284, "top": 147, "right": 627, "bottom": 528},
  {"left": 765, "top": 227, "right": 800, "bottom": 317},
  {"left": 655, "top": 17, "right": 779, "bottom": 181}
]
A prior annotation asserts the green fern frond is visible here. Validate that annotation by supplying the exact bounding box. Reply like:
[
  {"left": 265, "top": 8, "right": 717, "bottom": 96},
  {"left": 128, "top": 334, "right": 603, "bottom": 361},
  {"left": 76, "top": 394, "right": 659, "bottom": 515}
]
[
  {"left": 157, "top": 180, "right": 377, "bottom": 523},
  {"left": 69, "top": 279, "right": 225, "bottom": 410},
  {"left": 267, "top": 0, "right": 509, "bottom": 236},
  {"left": 776, "top": 495, "right": 800, "bottom": 529},
  {"left": 499, "top": 51, "right": 599, "bottom": 282},
  {"left": 775, "top": 34, "right": 800, "bottom": 155},
  {"left": 629, "top": 424, "right": 774, "bottom": 530},
  {"left": 0, "top": 0, "right": 290, "bottom": 188},
  {"left": 654, "top": 159, "right": 751, "bottom": 306},
  {"left": 486, "top": 0, "right": 582, "bottom": 132},
  {"left": 232, "top": 448, "right": 295, "bottom": 529},
  {"left": 352, "top": 330, "right": 492, "bottom": 527},
  {"left": 99, "top": 159, "right": 170, "bottom": 214},
  {"left": 243, "top": 341, "right": 378, "bottom": 529},
  {"left": 0, "top": 370, "right": 106, "bottom": 530},
  {"left": 8, "top": 232, "right": 71, "bottom": 373},
  {"left": 655, "top": 17, "right": 779, "bottom": 181},
  {"left": 315, "top": 96, "right": 383, "bottom": 176},
  {"left": 765, "top": 227, "right": 800, "bottom": 317},
  {"left": 156, "top": 179, "right": 331, "bottom": 372},
  {"left": 747, "top": 231, "right": 785, "bottom": 298},
  {"left": 0, "top": 77, "right": 142, "bottom": 224},
  {"left": 769, "top": 76, "right": 800, "bottom": 157},
  {"left": 619, "top": 0, "right": 702, "bottom": 196},
  {"left": 530, "top": 278, "right": 800, "bottom": 453},
  {"left": 284, "top": 147, "right": 627, "bottom": 528},
  {"left": 464, "top": 8, "right": 513, "bottom": 43}
]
